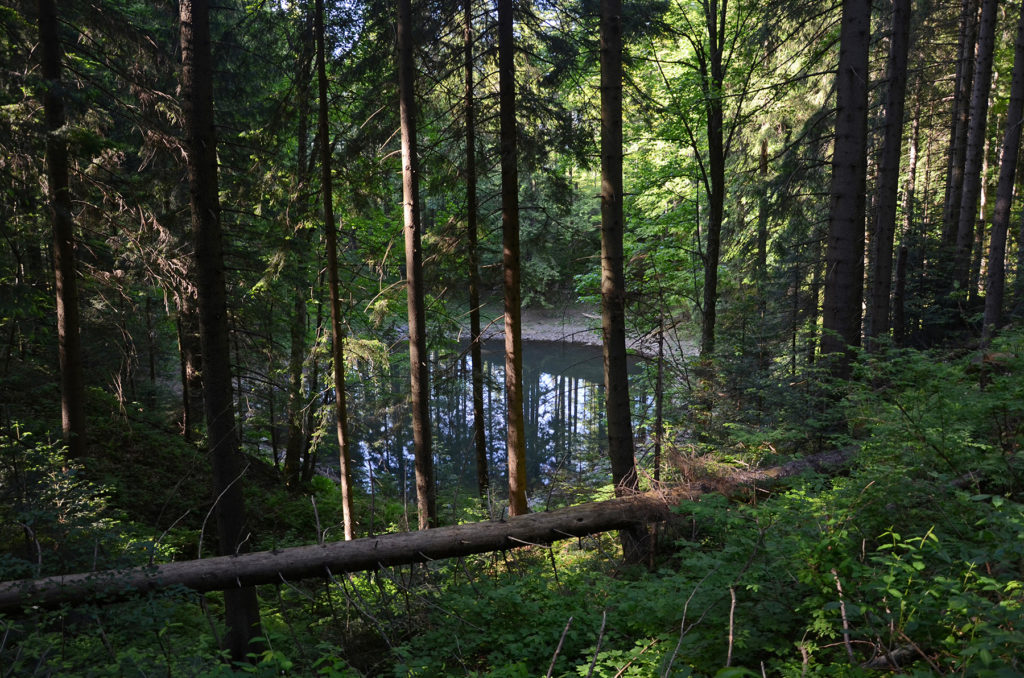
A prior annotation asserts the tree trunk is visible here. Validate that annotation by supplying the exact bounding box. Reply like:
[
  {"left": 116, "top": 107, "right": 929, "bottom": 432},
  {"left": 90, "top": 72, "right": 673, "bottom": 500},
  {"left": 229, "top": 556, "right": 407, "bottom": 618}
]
[
  {"left": 316, "top": 0, "right": 356, "bottom": 539},
  {"left": 498, "top": 0, "right": 528, "bottom": 517},
  {"left": 398, "top": 0, "right": 437, "bottom": 529},
  {"left": 699, "top": 0, "right": 726, "bottom": 358},
  {"left": 464, "top": 0, "right": 488, "bottom": 499},
  {"left": 757, "top": 137, "right": 769, "bottom": 369},
  {"left": 284, "top": 5, "right": 314, "bottom": 489},
  {"left": 0, "top": 448, "right": 857, "bottom": 613},
  {"left": 953, "top": 0, "right": 998, "bottom": 295},
  {"left": 970, "top": 131, "right": 992, "bottom": 309},
  {"left": 942, "top": 0, "right": 980, "bottom": 250},
  {"left": 600, "top": 0, "right": 644, "bottom": 564},
  {"left": 179, "top": 0, "right": 261, "bottom": 660},
  {"left": 37, "top": 0, "right": 86, "bottom": 458},
  {"left": 821, "top": 0, "right": 871, "bottom": 377},
  {"left": 865, "top": 0, "right": 911, "bottom": 348},
  {"left": 982, "top": 4, "right": 1024, "bottom": 343}
]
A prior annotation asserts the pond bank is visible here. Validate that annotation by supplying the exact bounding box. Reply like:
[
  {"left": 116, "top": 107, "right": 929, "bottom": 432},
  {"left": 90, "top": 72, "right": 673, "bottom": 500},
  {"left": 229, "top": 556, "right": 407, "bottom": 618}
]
[{"left": 461, "top": 304, "right": 697, "bottom": 359}]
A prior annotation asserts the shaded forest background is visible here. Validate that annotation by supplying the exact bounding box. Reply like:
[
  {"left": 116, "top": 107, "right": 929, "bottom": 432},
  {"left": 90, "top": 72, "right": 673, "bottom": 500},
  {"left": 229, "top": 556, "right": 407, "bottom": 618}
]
[{"left": 2, "top": 0, "right": 1024, "bottom": 674}]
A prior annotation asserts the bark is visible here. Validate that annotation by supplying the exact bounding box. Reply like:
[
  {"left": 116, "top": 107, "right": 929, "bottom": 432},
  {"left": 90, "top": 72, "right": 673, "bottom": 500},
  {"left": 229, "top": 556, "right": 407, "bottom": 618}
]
[
  {"left": 893, "top": 245, "right": 909, "bottom": 344},
  {"left": 1017, "top": 203, "right": 1024, "bottom": 313},
  {"left": 821, "top": 0, "right": 870, "bottom": 377},
  {"left": 316, "top": 0, "right": 355, "bottom": 539},
  {"left": 865, "top": 0, "right": 911, "bottom": 347},
  {"left": 942, "top": 0, "right": 980, "bottom": 249},
  {"left": 699, "top": 0, "right": 726, "bottom": 358},
  {"left": 954, "top": 0, "right": 998, "bottom": 294},
  {"left": 982, "top": 5, "right": 1024, "bottom": 343},
  {"left": 284, "top": 7, "right": 314, "bottom": 488},
  {"left": 653, "top": 323, "right": 664, "bottom": 483},
  {"left": 599, "top": 0, "right": 644, "bottom": 564},
  {"left": 498, "top": 0, "right": 528, "bottom": 516},
  {"left": 398, "top": 0, "right": 437, "bottom": 528},
  {"left": 37, "top": 0, "right": 86, "bottom": 458},
  {"left": 757, "top": 138, "right": 769, "bottom": 369},
  {"left": 970, "top": 131, "right": 992, "bottom": 309},
  {"left": 0, "top": 449, "right": 857, "bottom": 613},
  {"left": 179, "top": 0, "right": 261, "bottom": 660},
  {"left": 465, "top": 0, "right": 488, "bottom": 498}
]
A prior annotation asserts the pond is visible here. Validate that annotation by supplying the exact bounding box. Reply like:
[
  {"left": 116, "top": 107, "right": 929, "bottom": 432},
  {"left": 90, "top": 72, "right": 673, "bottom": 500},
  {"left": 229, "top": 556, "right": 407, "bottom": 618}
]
[{"left": 343, "top": 339, "right": 650, "bottom": 504}]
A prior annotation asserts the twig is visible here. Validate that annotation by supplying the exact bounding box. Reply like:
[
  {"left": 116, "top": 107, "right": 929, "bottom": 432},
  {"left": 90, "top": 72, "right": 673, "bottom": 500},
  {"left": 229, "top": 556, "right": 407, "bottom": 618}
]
[
  {"left": 197, "top": 463, "right": 250, "bottom": 559},
  {"left": 547, "top": 616, "right": 573, "bottom": 678},
  {"left": 726, "top": 586, "right": 736, "bottom": 667},
  {"left": 324, "top": 567, "right": 393, "bottom": 649},
  {"left": 311, "top": 495, "right": 323, "bottom": 545},
  {"left": 16, "top": 522, "right": 42, "bottom": 577},
  {"left": 831, "top": 568, "right": 855, "bottom": 663},
  {"left": 587, "top": 609, "right": 607, "bottom": 678},
  {"left": 152, "top": 509, "right": 192, "bottom": 564},
  {"left": 896, "top": 630, "right": 942, "bottom": 674},
  {"left": 665, "top": 567, "right": 719, "bottom": 677},
  {"left": 547, "top": 546, "right": 562, "bottom": 590},
  {"left": 612, "top": 637, "right": 660, "bottom": 678}
]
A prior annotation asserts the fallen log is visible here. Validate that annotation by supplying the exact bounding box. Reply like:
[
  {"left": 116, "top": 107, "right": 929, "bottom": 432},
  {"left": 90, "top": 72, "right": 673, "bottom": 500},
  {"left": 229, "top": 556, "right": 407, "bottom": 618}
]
[{"left": 0, "top": 447, "right": 855, "bottom": 612}]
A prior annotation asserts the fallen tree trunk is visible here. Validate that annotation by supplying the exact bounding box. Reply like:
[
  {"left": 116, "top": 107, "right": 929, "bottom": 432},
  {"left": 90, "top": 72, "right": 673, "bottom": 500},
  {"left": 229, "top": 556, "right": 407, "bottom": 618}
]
[{"left": 0, "top": 448, "right": 854, "bottom": 612}]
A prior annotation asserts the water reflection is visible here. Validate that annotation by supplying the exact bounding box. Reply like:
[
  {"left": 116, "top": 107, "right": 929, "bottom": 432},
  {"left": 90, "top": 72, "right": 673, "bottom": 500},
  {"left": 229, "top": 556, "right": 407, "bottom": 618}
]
[{"left": 344, "top": 340, "right": 647, "bottom": 499}]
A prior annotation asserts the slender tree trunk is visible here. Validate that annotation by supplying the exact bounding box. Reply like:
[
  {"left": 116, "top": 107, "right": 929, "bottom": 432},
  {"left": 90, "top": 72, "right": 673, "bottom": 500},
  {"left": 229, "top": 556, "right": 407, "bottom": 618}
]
[
  {"left": 982, "top": 4, "right": 1024, "bottom": 343},
  {"left": 599, "top": 0, "right": 644, "bottom": 563},
  {"left": 894, "top": 110, "right": 920, "bottom": 345},
  {"left": 37, "top": 0, "right": 86, "bottom": 458},
  {"left": 865, "top": 0, "right": 911, "bottom": 348},
  {"left": 285, "top": 6, "right": 314, "bottom": 488},
  {"left": 821, "top": 0, "right": 871, "bottom": 377},
  {"left": 1017, "top": 198, "right": 1024, "bottom": 313},
  {"left": 398, "top": 0, "right": 437, "bottom": 529},
  {"left": 315, "top": 0, "right": 355, "bottom": 540},
  {"left": 970, "top": 131, "right": 992, "bottom": 308},
  {"left": 942, "top": 0, "right": 980, "bottom": 249},
  {"left": 301, "top": 296, "right": 323, "bottom": 485},
  {"left": 653, "top": 319, "right": 664, "bottom": 483},
  {"left": 954, "top": 0, "right": 998, "bottom": 295},
  {"left": 757, "top": 138, "right": 769, "bottom": 369},
  {"left": 699, "top": 0, "right": 726, "bottom": 358},
  {"left": 902, "top": 108, "right": 920, "bottom": 240},
  {"left": 179, "top": 0, "right": 261, "bottom": 660},
  {"left": 498, "top": 0, "right": 528, "bottom": 517},
  {"left": 175, "top": 315, "right": 193, "bottom": 440},
  {"left": 464, "top": 0, "right": 488, "bottom": 499}
]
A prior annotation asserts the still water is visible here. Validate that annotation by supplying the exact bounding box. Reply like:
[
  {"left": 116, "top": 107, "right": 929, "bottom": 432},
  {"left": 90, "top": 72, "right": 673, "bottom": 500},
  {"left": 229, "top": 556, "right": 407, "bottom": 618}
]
[{"left": 344, "top": 340, "right": 648, "bottom": 499}]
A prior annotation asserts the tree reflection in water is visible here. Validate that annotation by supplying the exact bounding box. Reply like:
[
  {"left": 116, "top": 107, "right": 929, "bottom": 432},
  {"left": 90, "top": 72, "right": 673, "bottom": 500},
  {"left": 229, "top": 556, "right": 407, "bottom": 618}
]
[{"left": 340, "top": 340, "right": 649, "bottom": 512}]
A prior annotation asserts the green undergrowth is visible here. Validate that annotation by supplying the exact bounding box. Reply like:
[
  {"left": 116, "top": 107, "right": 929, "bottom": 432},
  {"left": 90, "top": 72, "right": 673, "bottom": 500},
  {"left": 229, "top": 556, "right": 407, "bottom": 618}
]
[{"left": 2, "top": 333, "right": 1024, "bottom": 675}]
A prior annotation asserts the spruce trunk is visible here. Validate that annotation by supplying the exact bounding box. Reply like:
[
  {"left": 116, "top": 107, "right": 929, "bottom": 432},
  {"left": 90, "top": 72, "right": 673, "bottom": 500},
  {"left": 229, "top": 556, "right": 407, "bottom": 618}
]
[
  {"left": 821, "top": 0, "right": 871, "bottom": 377},
  {"left": 398, "top": 0, "right": 437, "bottom": 528},
  {"left": 982, "top": 5, "right": 1024, "bottom": 342},
  {"left": 498, "top": 0, "right": 528, "bottom": 516},
  {"left": 179, "top": 0, "right": 261, "bottom": 660},
  {"left": 464, "top": 0, "right": 488, "bottom": 498},
  {"left": 37, "top": 0, "right": 86, "bottom": 458},
  {"left": 866, "top": 0, "right": 912, "bottom": 347},
  {"left": 953, "top": 0, "right": 998, "bottom": 295},
  {"left": 315, "top": 0, "right": 355, "bottom": 539},
  {"left": 599, "top": 0, "right": 644, "bottom": 563}
]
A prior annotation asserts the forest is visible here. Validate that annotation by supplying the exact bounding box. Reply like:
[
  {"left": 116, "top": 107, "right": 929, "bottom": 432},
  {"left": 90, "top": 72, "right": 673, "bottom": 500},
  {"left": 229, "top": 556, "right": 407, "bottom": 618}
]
[{"left": 2, "top": 0, "right": 1024, "bottom": 674}]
